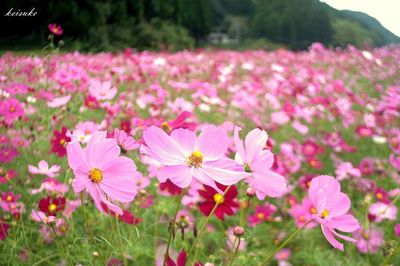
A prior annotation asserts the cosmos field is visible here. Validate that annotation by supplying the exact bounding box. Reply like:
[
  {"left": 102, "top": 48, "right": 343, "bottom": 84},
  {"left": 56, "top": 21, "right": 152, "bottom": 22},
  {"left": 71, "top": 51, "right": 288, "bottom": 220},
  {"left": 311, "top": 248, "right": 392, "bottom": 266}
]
[{"left": 0, "top": 41, "right": 399, "bottom": 265}]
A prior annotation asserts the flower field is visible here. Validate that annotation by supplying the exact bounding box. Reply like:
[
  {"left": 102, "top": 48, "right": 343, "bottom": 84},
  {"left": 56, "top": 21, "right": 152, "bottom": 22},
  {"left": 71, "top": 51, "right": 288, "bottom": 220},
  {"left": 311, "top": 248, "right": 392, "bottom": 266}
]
[{"left": 0, "top": 43, "right": 399, "bottom": 265}]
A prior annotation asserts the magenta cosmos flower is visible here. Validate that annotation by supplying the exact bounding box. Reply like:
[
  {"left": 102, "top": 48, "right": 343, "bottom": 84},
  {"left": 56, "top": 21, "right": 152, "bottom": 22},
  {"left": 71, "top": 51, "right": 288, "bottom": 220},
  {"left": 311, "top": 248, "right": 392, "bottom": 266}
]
[
  {"left": 308, "top": 175, "right": 360, "bottom": 251},
  {"left": 234, "top": 127, "right": 287, "bottom": 199},
  {"left": 0, "top": 98, "right": 25, "bottom": 125},
  {"left": 67, "top": 131, "right": 138, "bottom": 215},
  {"left": 141, "top": 126, "right": 249, "bottom": 191},
  {"left": 48, "top": 23, "right": 63, "bottom": 35}
]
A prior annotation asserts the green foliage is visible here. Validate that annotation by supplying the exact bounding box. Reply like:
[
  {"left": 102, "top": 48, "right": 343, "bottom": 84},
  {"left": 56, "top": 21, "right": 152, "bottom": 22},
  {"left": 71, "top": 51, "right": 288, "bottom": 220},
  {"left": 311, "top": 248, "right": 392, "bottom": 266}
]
[
  {"left": 0, "top": 0, "right": 399, "bottom": 51},
  {"left": 332, "top": 19, "right": 380, "bottom": 47}
]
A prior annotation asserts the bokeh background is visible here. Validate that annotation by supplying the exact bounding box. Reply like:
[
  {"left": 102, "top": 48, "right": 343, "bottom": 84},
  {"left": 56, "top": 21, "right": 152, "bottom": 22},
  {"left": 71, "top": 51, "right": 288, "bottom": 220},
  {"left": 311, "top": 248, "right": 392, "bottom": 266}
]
[{"left": 1, "top": 0, "right": 400, "bottom": 52}]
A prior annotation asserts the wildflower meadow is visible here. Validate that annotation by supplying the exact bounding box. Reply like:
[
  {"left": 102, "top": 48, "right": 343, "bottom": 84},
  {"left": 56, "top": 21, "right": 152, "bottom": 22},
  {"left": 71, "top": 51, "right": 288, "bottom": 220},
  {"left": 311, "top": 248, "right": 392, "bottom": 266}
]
[{"left": 0, "top": 25, "right": 399, "bottom": 266}]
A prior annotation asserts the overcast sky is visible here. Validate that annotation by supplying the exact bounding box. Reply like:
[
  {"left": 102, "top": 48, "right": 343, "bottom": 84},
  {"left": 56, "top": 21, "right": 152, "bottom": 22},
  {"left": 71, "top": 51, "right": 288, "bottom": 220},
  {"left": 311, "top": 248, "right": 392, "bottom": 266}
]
[{"left": 321, "top": 0, "right": 400, "bottom": 37}]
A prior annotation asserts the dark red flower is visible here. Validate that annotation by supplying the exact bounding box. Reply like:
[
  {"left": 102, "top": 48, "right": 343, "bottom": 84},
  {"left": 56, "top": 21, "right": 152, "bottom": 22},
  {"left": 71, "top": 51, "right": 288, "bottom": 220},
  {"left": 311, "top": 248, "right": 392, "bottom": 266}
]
[
  {"left": 166, "top": 250, "right": 203, "bottom": 266},
  {"left": 38, "top": 195, "right": 66, "bottom": 216},
  {"left": 101, "top": 203, "right": 142, "bottom": 225},
  {"left": 84, "top": 95, "right": 100, "bottom": 109},
  {"left": 120, "top": 120, "right": 131, "bottom": 134},
  {"left": 298, "top": 174, "right": 316, "bottom": 191},
  {"left": 373, "top": 187, "right": 391, "bottom": 204},
  {"left": 160, "top": 179, "right": 182, "bottom": 196},
  {"left": 0, "top": 220, "right": 10, "bottom": 240},
  {"left": 301, "top": 140, "right": 324, "bottom": 157},
  {"left": 50, "top": 126, "right": 71, "bottom": 157},
  {"left": 198, "top": 183, "right": 238, "bottom": 220}
]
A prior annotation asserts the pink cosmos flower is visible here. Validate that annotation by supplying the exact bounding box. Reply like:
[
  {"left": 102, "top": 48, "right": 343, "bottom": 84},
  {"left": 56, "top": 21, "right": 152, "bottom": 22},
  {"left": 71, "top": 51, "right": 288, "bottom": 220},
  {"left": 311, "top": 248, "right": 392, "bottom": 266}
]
[
  {"left": 0, "top": 98, "right": 24, "bottom": 125},
  {"left": 275, "top": 248, "right": 291, "bottom": 266},
  {"left": 89, "top": 80, "right": 117, "bottom": 101},
  {"left": 355, "top": 125, "right": 374, "bottom": 137},
  {"left": 359, "top": 158, "right": 375, "bottom": 176},
  {"left": 141, "top": 126, "right": 248, "bottom": 191},
  {"left": 47, "top": 95, "right": 71, "bottom": 108},
  {"left": 30, "top": 178, "right": 69, "bottom": 195},
  {"left": 234, "top": 127, "right": 287, "bottom": 199},
  {"left": 289, "top": 197, "right": 317, "bottom": 229},
  {"left": 48, "top": 23, "right": 63, "bottom": 35},
  {"left": 0, "top": 168, "right": 16, "bottom": 184},
  {"left": 70, "top": 121, "right": 101, "bottom": 143},
  {"left": 28, "top": 160, "right": 60, "bottom": 178},
  {"left": 368, "top": 202, "right": 397, "bottom": 222},
  {"left": 112, "top": 128, "right": 140, "bottom": 152},
  {"left": 353, "top": 227, "right": 383, "bottom": 254},
  {"left": 5, "top": 83, "right": 28, "bottom": 95},
  {"left": 248, "top": 203, "right": 277, "bottom": 227},
  {"left": 308, "top": 175, "right": 360, "bottom": 251},
  {"left": 0, "top": 146, "right": 19, "bottom": 163},
  {"left": 67, "top": 131, "right": 138, "bottom": 215},
  {"left": 335, "top": 161, "right": 361, "bottom": 181},
  {"left": 389, "top": 153, "right": 400, "bottom": 171}
]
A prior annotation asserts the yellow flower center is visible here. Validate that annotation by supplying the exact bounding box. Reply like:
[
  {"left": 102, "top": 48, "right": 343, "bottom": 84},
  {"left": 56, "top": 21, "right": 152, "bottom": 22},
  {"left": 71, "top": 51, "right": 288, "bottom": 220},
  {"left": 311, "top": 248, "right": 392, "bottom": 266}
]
[
  {"left": 321, "top": 209, "right": 329, "bottom": 219},
  {"left": 48, "top": 203, "right": 57, "bottom": 212},
  {"left": 299, "top": 215, "right": 306, "bottom": 222},
  {"left": 59, "top": 138, "right": 66, "bottom": 145},
  {"left": 6, "top": 195, "right": 12, "bottom": 202},
  {"left": 89, "top": 168, "right": 103, "bottom": 183},
  {"left": 9, "top": 107, "right": 15, "bottom": 112},
  {"left": 376, "top": 192, "right": 383, "bottom": 199},
  {"left": 244, "top": 163, "right": 252, "bottom": 173},
  {"left": 161, "top": 121, "right": 171, "bottom": 133},
  {"left": 187, "top": 150, "right": 203, "bottom": 168},
  {"left": 310, "top": 207, "right": 317, "bottom": 214},
  {"left": 363, "top": 232, "right": 370, "bottom": 239},
  {"left": 256, "top": 212, "right": 265, "bottom": 219},
  {"left": 213, "top": 193, "right": 224, "bottom": 204}
]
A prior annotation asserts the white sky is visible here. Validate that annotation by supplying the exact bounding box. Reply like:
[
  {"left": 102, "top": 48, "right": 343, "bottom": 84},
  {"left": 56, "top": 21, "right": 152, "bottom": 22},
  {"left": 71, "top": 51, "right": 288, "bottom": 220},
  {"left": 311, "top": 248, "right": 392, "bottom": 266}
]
[{"left": 321, "top": 0, "right": 400, "bottom": 37}]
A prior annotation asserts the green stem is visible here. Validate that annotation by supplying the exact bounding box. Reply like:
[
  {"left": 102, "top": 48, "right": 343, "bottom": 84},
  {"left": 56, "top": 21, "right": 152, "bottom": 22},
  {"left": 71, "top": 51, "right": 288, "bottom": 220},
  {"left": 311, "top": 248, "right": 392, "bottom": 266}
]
[
  {"left": 49, "top": 223, "right": 72, "bottom": 266},
  {"left": 228, "top": 238, "right": 241, "bottom": 266},
  {"left": 259, "top": 220, "right": 314, "bottom": 266},
  {"left": 188, "top": 185, "right": 232, "bottom": 263},
  {"left": 163, "top": 188, "right": 187, "bottom": 266},
  {"left": 80, "top": 193, "right": 106, "bottom": 266},
  {"left": 382, "top": 193, "right": 400, "bottom": 213}
]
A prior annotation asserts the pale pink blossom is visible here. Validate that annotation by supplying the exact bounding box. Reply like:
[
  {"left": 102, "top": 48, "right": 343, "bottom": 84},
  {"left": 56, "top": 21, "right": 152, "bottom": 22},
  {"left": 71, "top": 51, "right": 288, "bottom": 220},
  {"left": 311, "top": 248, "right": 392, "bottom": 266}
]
[
  {"left": 28, "top": 160, "right": 60, "bottom": 178},
  {"left": 67, "top": 131, "right": 138, "bottom": 215},
  {"left": 234, "top": 127, "right": 287, "bottom": 199},
  {"left": 141, "top": 126, "right": 249, "bottom": 192},
  {"left": 308, "top": 175, "right": 360, "bottom": 251}
]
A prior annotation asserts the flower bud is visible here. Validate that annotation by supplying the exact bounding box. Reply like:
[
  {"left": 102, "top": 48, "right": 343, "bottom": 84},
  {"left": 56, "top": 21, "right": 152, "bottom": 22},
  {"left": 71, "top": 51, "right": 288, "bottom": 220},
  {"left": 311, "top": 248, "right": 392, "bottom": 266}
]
[
  {"left": 246, "top": 187, "right": 256, "bottom": 197},
  {"left": 233, "top": 226, "right": 245, "bottom": 237}
]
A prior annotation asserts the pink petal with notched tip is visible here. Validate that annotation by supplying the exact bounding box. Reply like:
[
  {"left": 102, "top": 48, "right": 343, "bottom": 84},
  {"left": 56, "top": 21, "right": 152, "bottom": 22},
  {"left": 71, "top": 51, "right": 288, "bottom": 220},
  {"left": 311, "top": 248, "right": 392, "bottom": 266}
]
[
  {"left": 157, "top": 165, "right": 192, "bottom": 188},
  {"left": 321, "top": 225, "right": 344, "bottom": 251},
  {"left": 195, "top": 126, "right": 229, "bottom": 161},
  {"left": 202, "top": 160, "right": 248, "bottom": 186},
  {"left": 244, "top": 128, "right": 268, "bottom": 164},
  {"left": 67, "top": 141, "right": 88, "bottom": 170},
  {"left": 330, "top": 214, "right": 360, "bottom": 232},
  {"left": 143, "top": 126, "right": 186, "bottom": 165},
  {"left": 170, "top": 128, "right": 196, "bottom": 155},
  {"left": 85, "top": 132, "right": 120, "bottom": 168},
  {"left": 327, "top": 193, "right": 351, "bottom": 217}
]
